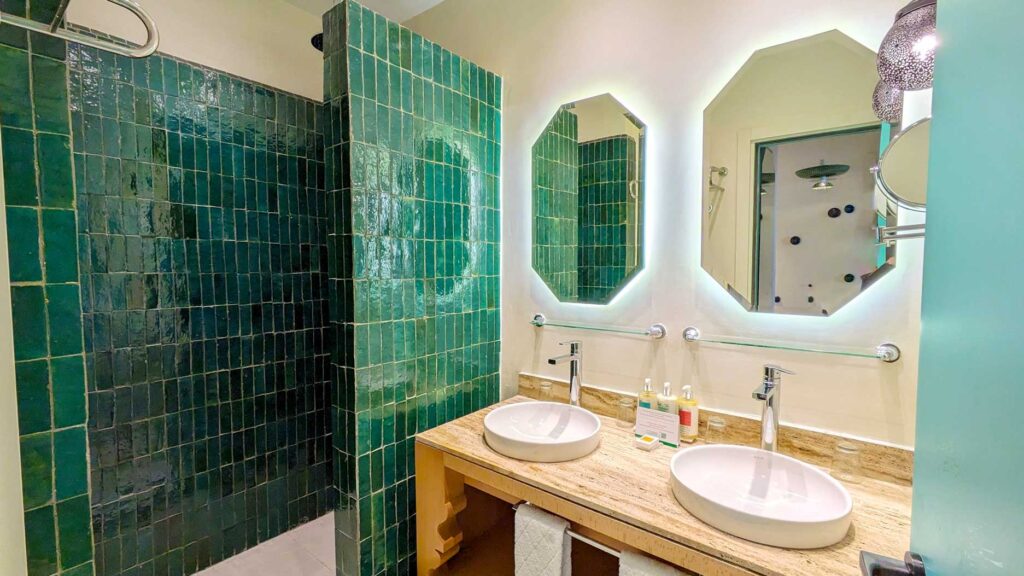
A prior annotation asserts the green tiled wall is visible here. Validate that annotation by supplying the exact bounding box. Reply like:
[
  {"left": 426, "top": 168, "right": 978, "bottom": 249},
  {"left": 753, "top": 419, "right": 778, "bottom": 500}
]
[
  {"left": 577, "top": 135, "right": 636, "bottom": 303},
  {"left": 321, "top": 4, "right": 357, "bottom": 573},
  {"left": 2, "top": 6, "right": 334, "bottom": 575},
  {"left": 324, "top": 2, "right": 502, "bottom": 574},
  {"left": 66, "top": 38, "right": 333, "bottom": 576},
  {"left": 1, "top": 9, "right": 95, "bottom": 575},
  {"left": 531, "top": 107, "right": 578, "bottom": 301},
  {"left": 5, "top": 2, "right": 498, "bottom": 575}
]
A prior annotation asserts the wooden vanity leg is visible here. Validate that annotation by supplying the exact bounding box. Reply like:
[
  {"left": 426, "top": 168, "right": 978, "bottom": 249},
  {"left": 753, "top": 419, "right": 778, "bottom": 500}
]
[{"left": 416, "top": 442, "right": 467, "bottom": 576}]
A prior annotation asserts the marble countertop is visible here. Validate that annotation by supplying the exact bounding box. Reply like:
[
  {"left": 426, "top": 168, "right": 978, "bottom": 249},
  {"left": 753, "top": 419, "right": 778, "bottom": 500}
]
[{"left": 417, "top": 396, "right": 912, "bottom": 576}]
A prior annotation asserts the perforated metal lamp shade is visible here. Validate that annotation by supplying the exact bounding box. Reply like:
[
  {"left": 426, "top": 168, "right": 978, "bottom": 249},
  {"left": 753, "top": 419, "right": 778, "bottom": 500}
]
[
  {"left": 873, "top": 80, "right": 904, "bottom": 123},
  {"left": 877, "top": 0, "right": 938, "bottom": 91}
]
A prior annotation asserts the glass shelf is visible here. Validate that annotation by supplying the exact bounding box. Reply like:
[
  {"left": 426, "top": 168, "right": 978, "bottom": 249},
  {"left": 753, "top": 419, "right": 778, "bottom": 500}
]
[
  {"left": 682, "top": 326, "right": 901, "bottom": 363},
  {"left": 531, "top": 314, "right": 667, "bottom": 339}
]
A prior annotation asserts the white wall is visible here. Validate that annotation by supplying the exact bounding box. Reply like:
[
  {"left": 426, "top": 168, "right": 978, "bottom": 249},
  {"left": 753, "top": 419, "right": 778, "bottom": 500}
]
[
  {"left": 67, "top": 0, "right": 324, "bottom": 100},
  {"left": 409, "top": 0, "right": 922, "bottom": 446},
  {"left": 0, "top": 128, "right": 29, "bottom": 576}
]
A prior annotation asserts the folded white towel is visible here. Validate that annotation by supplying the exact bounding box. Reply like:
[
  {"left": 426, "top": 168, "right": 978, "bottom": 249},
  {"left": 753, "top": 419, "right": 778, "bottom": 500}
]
[
  {"left": 619, "top": 550, "right": 684, "bottom": 576},
  {"left": 514, "top": 504, "right": 571, "bottom": 576}
]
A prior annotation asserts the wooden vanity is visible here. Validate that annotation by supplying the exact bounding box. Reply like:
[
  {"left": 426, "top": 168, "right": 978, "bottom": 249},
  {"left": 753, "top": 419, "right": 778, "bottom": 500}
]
[{"left": 415, "top": 396, "right": 912, "bottom": 576}]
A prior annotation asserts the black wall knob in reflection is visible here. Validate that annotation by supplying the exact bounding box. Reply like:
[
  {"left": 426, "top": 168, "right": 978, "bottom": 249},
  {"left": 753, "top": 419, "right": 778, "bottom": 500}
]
[
  {"left": 808, "top": 296, "right": 815, "bottom": 303},
  {"left": 774, "top": 296, "right": 781, "bottom": 303},
  {"left": 845, "top": 204, "right": 855, "bottom": 213},
  {"left": 844, "top": 273, "right": 856, "bottom": 283},
  {"left": 790, "top": 236, "right": 801, "bottom": 245},
  {"left": 828, "top": 208, "right": 841, "bottom": 218}
]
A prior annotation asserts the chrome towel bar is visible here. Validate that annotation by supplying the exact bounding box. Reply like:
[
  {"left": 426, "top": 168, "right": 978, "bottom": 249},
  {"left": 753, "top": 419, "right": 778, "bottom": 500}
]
[
  {"left": 512, "top": 503, "right": 621, "bottom": 558},
  {"left": 0, "top": 0, "right": 159, "bottom": 58}
]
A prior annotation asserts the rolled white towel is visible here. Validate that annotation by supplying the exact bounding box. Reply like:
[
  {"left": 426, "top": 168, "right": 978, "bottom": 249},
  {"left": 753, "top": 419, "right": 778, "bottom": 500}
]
[{"left": 514, "top": 504, "right": 571, "bottom": 576}]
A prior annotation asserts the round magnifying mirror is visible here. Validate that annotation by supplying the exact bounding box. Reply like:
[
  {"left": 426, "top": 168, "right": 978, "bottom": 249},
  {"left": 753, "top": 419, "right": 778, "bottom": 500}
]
[{"left": 875, "top": 117, "right": 930, "bottom": 211}]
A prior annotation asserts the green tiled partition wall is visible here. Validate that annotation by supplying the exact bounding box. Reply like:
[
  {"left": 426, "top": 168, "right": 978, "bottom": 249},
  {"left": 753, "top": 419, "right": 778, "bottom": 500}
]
[
  {"left": 531, "top": 107, "right": 578, "bottom": 301},
  {"left": 1, "top": 6, "right": 95, "bottom": 575},
  {"left": 577, "top": 135, "right": 637, "bottom": 303},
  {"left": 323, "top": 2, "right": 502, "bottom": 574}
]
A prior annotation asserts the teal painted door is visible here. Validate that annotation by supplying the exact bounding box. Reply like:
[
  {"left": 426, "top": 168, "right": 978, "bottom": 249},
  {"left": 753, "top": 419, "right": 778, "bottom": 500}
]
[{"left": 912, "top": 1, "right": 1024, "bottom": 574}]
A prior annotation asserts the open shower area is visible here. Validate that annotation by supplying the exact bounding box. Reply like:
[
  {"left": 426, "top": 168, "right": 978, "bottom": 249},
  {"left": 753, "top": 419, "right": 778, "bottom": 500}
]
[{"left": 0, "top": 1, "right": 501, "bottom": 575}]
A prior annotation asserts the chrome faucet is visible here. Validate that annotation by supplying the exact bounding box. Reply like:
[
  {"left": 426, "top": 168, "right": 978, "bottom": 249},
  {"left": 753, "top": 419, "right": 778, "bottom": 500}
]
[
  {"left": 547, "top": 340, "right": 583, "bottom": 406},
  {"left": 752, "top": 364, "right": 794, "bottom": 452}
]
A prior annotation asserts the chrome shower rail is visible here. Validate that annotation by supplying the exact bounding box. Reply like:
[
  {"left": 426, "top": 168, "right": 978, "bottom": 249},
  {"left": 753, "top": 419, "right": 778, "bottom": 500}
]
[
  {"left": 0, "top": 0, "right": 159, "bottom": 58},
  {"left": 682, "top": 326, "right": 901, "bottom": 363},
  {"left": 532, "top": 313, "right": 667, "bottom": 340}
]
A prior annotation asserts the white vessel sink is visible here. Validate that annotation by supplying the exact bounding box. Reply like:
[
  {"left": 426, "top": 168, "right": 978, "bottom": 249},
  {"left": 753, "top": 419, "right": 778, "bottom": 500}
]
[
  {"left": 670, "top": 445, "right": 852, "bottom": 549},
  {"left": 483, "top": 401, "right": 601, "bottom": 462}
]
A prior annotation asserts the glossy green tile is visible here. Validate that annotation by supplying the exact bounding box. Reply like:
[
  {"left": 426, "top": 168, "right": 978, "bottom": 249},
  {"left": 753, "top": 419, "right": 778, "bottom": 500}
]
[
  {"left": 0, "top": 44, "right": 33, "bottom": 128},
  {"left": 24, "top": 505, "right": 57, "bottom": 576},
  {"left": 37, "top": 133, "right": 73, "bottom": 208},
  {"left": 6, "top": 206, "right": 42, "bottom": 281},
  {"left": 41, "top": 208, "right": 78, "bottom": 283},
  {"left": 61, "top": 563, "right": 93, "bottom": 576},
  {"left": 50, "top": 355, "right": 85, "bottom": 428},
  {"left": 32, "top": 54, "right": 70, "bottom": 135},
  {"left": 20, "top": 432, "right": 52, "bottom": 510},
  {"left": 56, "top": 495, "right": 91, "bottom": 569},
  {"left": 0, "top": 20, "right": 29, "bottom": 50},
  {"left": 27, "top": 0, "right": 62, "bottom": 24},
  {"left": 45, "top": 284, "right": 81, "bottom": 356},
  {"left": 1, "top": 126, "right": 38, "bottom": 206},
  {"left": 12, "top": 285, "right": 47, "bottom": 361},
  {"left": 53, "top": 427, "right": 87, "bottom": 500},
  {"left": 29, "top": 32, "right": 65, "bottom": 61},
  {"left": 15, "top": 360, "right": 50, "bottom": 435}
]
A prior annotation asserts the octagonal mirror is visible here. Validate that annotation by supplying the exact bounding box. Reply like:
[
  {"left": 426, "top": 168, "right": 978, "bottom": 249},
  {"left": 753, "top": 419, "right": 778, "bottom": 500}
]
[
  {"left": 532, "top": 93, "right": 646, "bottom": 304},
  {"left": 701, "top": 31, "right": 898, "bottom": 317}
]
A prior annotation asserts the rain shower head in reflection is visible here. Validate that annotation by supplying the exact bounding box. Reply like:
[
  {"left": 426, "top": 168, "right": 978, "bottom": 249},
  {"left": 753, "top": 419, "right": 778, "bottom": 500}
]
[
  {"left": 796, "top": 163, "right": 850, "bottom": 191},
  {"left": 877, "top": 0, "right": 938, "bottom": 90}
]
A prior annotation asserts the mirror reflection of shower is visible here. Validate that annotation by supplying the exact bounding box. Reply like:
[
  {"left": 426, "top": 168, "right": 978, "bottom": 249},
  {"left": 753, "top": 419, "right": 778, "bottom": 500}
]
[
  {"left": 531, "top": 93, "right": 647, "bottom": 304},
  {"left": 753, "top": 126, "right": 890, "bottom": 316}
]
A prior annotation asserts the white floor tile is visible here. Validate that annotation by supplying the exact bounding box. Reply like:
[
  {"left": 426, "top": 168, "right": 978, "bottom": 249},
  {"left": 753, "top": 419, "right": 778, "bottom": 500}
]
[
  {"left": 195, "top": 513, "right": 335, "bottom": 576},
  {"left": 293, "top": 516, "right": 337, "bottom": 569}
]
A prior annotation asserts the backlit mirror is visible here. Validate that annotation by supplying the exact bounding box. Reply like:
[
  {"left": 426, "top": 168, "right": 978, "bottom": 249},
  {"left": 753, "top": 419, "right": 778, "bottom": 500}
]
[
  {"left": 532, "top": 94, "right": 646, "bottom": 303},
  {"left": 875, "top": 117, "right": 930, "bottom": 211},
  {"left": 702, "top": 31, "right": 897, "bottom": 316}
]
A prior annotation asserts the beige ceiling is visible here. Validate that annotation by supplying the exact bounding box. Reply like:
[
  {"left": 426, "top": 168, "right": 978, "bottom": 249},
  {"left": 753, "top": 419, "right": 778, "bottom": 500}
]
[{"left": 280, "top": 0, "right": 445, "bottom": 22}]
